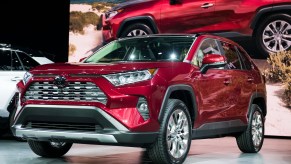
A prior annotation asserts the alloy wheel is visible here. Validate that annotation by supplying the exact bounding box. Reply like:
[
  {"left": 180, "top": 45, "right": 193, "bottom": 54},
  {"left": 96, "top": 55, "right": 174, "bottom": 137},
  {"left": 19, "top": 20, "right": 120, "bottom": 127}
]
[
  {"left": 262, "top": 20, "right": 291, "bottom": 52},
  {"left": 251, "top": 111, "right": 263, "bottom": 151},
  {"left": 166, "top": 109, "right": 190, "bottom": 159},
  {"left": 50, "top": 141, "right": 66, "bottom": 148},
  {"left": 127, "top": 29, "right": 148, "bottom": 37}
]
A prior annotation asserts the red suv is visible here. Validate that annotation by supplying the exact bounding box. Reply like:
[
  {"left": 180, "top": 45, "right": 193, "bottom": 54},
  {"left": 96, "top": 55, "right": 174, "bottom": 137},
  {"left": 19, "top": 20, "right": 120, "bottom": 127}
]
[
  {"left": 12, "top": 34, "right": 266, "bottom": 164},
  {"left": 98, "top": 0, "right": 291, "bottom": 56}
]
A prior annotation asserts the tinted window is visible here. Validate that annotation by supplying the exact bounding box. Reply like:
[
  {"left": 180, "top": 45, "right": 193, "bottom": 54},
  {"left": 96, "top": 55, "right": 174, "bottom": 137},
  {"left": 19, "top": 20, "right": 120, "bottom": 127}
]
[
  {"left": 11, "top": 52, "right": 23, "bottom": 71},
  {"left": 16, "top": 51, "right": 39, "bottom": 70},
  {"left": 236, "top": 47, "right": 253, "bottom": 70},
  {"left": 192, "top": 38, "right": 222, "bottom": 67},
  {"left": 0, "top": 50, "right": 12, "bottom": 71},
  {"left": 220, "top": 42, "right": 242, "bottom": 70}
]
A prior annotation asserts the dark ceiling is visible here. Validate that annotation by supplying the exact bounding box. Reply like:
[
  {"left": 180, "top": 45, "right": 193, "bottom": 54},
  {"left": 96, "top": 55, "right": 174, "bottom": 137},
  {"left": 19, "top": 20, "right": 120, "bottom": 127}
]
[{"left": 0, "top": 0, "right": 70, "bottom": 62}]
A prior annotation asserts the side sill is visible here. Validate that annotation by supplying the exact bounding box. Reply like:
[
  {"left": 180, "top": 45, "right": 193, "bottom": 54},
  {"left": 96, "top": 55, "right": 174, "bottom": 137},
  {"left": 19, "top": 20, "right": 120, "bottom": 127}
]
[{"left": 192, "top": 119, "right": 247, "bottom": 139}]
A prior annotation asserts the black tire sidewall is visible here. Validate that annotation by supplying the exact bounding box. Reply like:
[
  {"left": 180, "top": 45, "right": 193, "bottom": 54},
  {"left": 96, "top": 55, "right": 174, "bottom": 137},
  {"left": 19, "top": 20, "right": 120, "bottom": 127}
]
[
  {"left": 248, "top": 104, "right": 265, "bottom": 152},
  {"left": 254, "top": 14, "right": 291, "bottom": 56},
  {"left": 120, "top": 23, "right": 153, "bottom": 38},
  {"left": 28, "top": 140, "right": 72, "bottom": 157},
  {"left": 161, "top": 99, "right": 192, "bottom": 164}
]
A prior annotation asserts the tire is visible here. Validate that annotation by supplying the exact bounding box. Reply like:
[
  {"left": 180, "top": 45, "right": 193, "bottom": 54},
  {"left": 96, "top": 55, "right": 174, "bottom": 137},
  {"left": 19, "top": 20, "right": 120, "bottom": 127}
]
[
  {"left": 236, "top": 104, "right": 264, "bottom": 153},
  {"left": 146, "top": 99, "right": 192, "bottom": 164},
  {"left": 28, "top": 140, "right": 73, "bottom": 157},
  {"left": 0, "top": 117, "right": 9, "bottom": 137},
  {"left": 254, "top": 14, "right": 291, "bottom": 57},
  {"left": 120, "top": 23, "right": 153, "bottom": 38}
]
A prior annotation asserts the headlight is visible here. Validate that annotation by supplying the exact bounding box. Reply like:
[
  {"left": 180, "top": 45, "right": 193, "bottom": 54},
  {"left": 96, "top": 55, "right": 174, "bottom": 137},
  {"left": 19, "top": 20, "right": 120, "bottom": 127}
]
[
  {"left": 105, "top": 9, "right": 123, "bottom": 19},
  {"left": 23, "top": 72, "right": 33, "bottom": 85},
  {"left": 103, "top": 69, "right": 156, "bottom": 86}
]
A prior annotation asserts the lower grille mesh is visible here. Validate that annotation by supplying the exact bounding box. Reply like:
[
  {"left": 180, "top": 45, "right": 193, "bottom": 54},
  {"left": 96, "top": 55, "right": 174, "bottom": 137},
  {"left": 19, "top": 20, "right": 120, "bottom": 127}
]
[{"left": 25, "top": 122, "right": 103, "bottom": 132}]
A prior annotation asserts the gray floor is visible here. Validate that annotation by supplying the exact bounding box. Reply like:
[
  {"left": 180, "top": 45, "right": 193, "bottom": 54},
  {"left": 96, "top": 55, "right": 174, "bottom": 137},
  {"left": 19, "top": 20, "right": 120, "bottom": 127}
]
[{"left": 0, "top": 136, "right": 290, "bottom": 164}]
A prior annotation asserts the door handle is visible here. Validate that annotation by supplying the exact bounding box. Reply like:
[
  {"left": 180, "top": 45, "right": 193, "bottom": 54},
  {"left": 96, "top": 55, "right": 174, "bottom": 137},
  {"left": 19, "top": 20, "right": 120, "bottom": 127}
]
[
  {"left": 201, "top": 3, "right": 214, "bottom": 9},
  {"left": 11, "top": 77, "right": 22, "bottom": 81},
  {"left": 224, "top": 79, "right": 232, "bottom": 85}
]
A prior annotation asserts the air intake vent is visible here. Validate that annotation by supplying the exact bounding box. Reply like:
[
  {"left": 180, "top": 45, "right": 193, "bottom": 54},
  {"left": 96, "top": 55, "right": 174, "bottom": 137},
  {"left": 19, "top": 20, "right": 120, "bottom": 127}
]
[{"left": 24, "top": 122, "right": 102, "bottom": 132}]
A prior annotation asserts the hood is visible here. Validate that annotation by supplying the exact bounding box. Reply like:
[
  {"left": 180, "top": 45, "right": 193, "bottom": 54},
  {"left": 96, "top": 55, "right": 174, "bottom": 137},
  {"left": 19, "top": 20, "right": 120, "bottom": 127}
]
[
  {"left": 29, "top": 61, "right": 183, "bottom": 75},
  {"left": 111, "top": 0, "right": 155, "bottom": 10}
]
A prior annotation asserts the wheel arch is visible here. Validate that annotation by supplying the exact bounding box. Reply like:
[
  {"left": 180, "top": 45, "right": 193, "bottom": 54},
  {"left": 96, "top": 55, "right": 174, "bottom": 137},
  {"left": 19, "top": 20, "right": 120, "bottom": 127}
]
[
  {"left": 250, "top": 5, "right": 291, "bottom": 34},
  {"left": 247, "top": 92, "right": 267, "bottom": 118},
  {"left": 158, "top": 84, "right": 198, "bottom": 125},
  {"left": 116, "top": 16, "right": 159, "bottom": 38}
]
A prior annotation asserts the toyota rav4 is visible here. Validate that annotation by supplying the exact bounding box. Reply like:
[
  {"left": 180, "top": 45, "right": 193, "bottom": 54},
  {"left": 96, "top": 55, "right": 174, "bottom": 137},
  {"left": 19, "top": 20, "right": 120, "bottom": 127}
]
[
  {"left": 98, "top": 0, "right": 291, "bottom": 56},
  {"left": 12, "top": 34, "right": 266, "bottom": 164}
]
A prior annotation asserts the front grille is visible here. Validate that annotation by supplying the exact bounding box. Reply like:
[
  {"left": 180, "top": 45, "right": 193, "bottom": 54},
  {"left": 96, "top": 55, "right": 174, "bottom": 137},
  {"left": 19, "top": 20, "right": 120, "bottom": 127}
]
[
  {"left": 24, "top": 82, "right": 107, "bottom": 104},
  {"left": 24, "top": 122, "right": 102, "bottom": 132}
]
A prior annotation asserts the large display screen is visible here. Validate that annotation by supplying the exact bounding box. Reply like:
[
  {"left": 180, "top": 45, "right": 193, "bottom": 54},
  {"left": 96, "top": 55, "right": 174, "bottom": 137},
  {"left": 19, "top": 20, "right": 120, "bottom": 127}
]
[{"left": 69, "top": 0, "right": 291, "bottom": 137}]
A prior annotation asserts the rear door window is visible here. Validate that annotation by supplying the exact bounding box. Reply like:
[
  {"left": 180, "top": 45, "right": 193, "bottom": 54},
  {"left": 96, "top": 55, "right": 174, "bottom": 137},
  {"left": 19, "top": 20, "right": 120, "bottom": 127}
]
[
  {"left": 0, "top": 50, "right": 12, "bottom": 71},
  {"left": 236, "top": 47, "right": 253, "bottom": 70}
]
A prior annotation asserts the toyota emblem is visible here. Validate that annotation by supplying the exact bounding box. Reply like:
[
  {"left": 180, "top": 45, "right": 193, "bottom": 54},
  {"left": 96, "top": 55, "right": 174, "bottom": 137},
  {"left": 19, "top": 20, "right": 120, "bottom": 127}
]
[{"left": 53, "top": 76, "right": 67, "bottom": 88}]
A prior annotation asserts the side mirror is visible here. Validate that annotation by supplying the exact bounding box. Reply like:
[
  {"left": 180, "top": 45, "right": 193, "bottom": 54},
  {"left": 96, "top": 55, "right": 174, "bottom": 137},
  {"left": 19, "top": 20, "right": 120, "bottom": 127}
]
[
  {"left": 200, "top": 54, "right": 226, "bottom": 74},
  {"left": 79, "top": 57, "right": 86, "bottom": 62}
]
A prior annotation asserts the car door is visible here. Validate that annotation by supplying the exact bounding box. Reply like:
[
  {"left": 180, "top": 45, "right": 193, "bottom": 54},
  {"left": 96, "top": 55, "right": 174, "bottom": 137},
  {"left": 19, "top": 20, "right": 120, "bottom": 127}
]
[
  {"left": 214, "top": 0, "right": 274, "bottom": 33},
  {"left": 218, "top": 40, "right": 252, "bottom": 121},
  {"left": 235, "top": 46, "right": 256, "bottom": 120},
  {"left": 191, "top": 38, "right": 233, "bottom": 127},
  {"left": 160, "top": 0, "right": 216, "bottom": 34},
  {"left": 0, "top": 50, "right": 24, "bottom": 117}
]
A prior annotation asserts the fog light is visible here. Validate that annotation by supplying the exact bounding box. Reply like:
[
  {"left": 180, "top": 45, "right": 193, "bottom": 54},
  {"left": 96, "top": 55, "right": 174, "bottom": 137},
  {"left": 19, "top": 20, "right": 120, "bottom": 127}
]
[{"left": 137, "top": 97, "right": 150, "bottom": 120}]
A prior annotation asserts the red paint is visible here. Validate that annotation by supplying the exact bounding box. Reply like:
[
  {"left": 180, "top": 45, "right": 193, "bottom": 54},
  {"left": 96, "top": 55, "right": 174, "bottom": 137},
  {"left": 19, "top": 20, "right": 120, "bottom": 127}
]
[
  {"left": 202, "top": 54, "right": 226, "bottom": 65},
  {"left": 101, "top": 0, "right": 289, "bottom": 42}
]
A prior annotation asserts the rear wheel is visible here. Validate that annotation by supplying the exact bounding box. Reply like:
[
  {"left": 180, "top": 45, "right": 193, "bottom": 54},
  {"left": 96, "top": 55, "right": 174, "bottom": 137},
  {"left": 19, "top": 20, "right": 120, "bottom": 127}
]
[
  {"left": 236, "top": 104, "right": 264, "bottom": 153},
  {"left": 28, "top": 140, "right": 72, "bottom": 157},
  {"left": 147, "top": 99, "right": 192, "bottom": 164},
  {"left": 254, "top": 14, "right": 291, "bottom": 57}
]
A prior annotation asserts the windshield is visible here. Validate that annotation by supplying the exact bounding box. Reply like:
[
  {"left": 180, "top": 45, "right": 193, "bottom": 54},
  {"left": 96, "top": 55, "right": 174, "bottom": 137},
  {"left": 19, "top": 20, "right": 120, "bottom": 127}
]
[{"left": 84, "top": 36, "right": 195, "bottom": 63}]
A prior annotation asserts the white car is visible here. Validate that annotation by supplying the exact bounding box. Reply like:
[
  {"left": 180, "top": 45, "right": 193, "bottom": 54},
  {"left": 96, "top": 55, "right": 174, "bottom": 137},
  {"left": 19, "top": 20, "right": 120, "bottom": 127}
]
[{"left": 0, "top": 44, "right": 53, "bottom": 134}]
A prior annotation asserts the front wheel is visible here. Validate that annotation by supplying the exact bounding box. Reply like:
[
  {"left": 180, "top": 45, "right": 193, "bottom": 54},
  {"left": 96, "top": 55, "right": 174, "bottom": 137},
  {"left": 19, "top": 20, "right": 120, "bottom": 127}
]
[
  {"left": 120, "top": 23, "right": 153, "bottom": 38},
  {"left": 28, "top": 140, "right": 73, "bottom": 157},
  {"left": 236, "top": 104, "right": 264, "bottom": 153},
  {"left": 254, "top": 14, "right": 291, "bottom": 57},
  {"left": 147, "top": 99, "right": 192, "bottom": 164}
]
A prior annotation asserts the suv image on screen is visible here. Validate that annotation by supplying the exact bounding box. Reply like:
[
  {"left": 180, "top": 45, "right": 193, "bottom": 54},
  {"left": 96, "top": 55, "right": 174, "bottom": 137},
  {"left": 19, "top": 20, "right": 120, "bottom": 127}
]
[
  {"left": 98, "top": 0, "right": 291, "bottom": 56},
  {"left": 12, "top": 34, "right": 266, "bottom": 164}
]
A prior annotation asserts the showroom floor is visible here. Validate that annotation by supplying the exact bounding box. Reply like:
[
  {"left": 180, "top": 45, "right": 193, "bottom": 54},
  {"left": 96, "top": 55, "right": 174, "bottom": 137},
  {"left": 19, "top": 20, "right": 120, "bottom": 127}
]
[{"left": 0, "top": 136, "right": 290, "bottom": 164}]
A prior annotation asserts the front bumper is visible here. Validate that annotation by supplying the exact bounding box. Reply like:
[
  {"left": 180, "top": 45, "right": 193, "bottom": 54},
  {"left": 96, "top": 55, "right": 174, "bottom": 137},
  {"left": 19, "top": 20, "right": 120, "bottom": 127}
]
[{"left": 11, "top": 105, "right": 158, "bottom": 146}]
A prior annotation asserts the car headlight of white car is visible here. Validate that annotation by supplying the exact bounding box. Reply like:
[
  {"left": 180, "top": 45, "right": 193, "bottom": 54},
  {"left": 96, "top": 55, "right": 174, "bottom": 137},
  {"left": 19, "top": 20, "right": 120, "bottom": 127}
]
[
  {"left": 23, "top": 72, "right": 33, "bottom": 85},
  {"left": 102, "top": 69, "right": 156, "bottom": 86}
]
